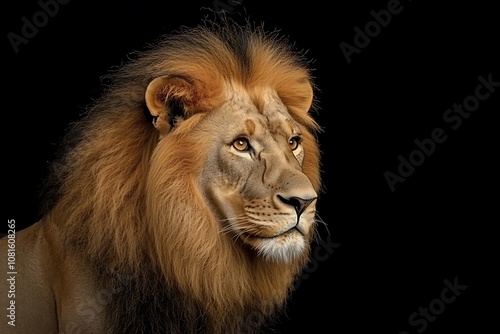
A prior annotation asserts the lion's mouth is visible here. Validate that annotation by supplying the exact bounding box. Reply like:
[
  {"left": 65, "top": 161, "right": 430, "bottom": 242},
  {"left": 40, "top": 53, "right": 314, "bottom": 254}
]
[{"left": 242, "top": 226, "right": 302, "bottom": 239}]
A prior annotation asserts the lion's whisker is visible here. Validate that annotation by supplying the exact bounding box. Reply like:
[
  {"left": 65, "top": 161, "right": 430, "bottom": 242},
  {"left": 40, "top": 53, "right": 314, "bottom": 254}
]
[{"left": 315, "top": 214, "right": 330, "bottom": 236}]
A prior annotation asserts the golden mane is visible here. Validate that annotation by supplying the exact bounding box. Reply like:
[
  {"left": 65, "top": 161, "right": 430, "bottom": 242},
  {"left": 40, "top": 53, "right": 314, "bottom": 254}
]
[{"left": 42, "top": 21, "right": 321, "bottom": 332}]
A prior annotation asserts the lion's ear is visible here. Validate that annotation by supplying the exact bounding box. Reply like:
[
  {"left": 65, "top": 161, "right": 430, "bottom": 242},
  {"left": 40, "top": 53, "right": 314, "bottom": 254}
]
[
  {"left": 278, "top": 78, "right": 317, "bottom": 128},
  {"left": 280, "top": 78, "right": 314, "bottom": 114},
  {"left": 145, "top": 75, "right": 196, "bottom": 135}
]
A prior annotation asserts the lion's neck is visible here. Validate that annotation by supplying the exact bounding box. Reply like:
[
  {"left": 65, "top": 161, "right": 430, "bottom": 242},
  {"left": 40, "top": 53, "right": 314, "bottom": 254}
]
[{"left": 98, "top": 259, "right": 291, "bottom": 333}]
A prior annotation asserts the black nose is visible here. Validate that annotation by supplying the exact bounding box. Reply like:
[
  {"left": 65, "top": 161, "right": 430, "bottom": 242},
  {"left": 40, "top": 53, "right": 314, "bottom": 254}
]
[{"left": 277, "top": 195, "right": 317, "bottom": 217}]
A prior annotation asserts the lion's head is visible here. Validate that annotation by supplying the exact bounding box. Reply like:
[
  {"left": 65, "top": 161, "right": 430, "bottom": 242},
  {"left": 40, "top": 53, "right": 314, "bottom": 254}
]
[{"left": 44, "top": 21, "right": 322, "bottom": 332}]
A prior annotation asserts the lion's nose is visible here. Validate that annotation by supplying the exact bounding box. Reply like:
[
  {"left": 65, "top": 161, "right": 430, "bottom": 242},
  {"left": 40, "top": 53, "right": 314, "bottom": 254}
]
[{"left": 277, "top": 195, "right": 317, "bottom": 218}]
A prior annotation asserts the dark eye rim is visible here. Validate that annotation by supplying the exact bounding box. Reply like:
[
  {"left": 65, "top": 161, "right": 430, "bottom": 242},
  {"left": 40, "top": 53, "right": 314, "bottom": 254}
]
[{"left": 231, "top": 137, "right": 251, "bottom": 152}]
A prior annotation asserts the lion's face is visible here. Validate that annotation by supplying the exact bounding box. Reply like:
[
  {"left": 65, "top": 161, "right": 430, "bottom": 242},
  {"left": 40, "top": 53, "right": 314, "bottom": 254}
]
[{"left": 197, "top": 86, "right": 318, "bottom": 263}]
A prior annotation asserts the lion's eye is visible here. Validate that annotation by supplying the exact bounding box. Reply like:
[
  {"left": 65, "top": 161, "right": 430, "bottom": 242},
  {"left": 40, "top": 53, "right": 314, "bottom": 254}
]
[
  {"left": 232, "top": 137, "right": 250, "bottom": 152},
  {"left": 289, "top": 136, "right": 301, "bottom": 151}
]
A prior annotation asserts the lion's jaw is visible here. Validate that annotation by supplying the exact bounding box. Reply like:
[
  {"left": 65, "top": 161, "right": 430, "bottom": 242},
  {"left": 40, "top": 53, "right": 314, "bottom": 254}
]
[{"left": 199, "top": 86, "right": 318, "bottom": 263}]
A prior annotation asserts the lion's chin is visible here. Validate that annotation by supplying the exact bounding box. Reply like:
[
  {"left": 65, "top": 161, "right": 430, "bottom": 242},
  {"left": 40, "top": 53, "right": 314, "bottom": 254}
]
[{"left": 244, "top": 229, "right": 307, "bottom": 263}]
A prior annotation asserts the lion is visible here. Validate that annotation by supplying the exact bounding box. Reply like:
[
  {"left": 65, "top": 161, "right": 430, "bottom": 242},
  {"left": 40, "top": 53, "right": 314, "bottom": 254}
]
[{"left": 0, "top": 21, "right": 322, "bottom": 333}]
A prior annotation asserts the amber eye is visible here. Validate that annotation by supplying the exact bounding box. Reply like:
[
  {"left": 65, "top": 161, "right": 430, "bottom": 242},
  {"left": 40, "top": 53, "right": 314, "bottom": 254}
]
[
  {"left": 232, "top": 137, "right": 250, "bottom": 151},
  {"left": 289, "top": 136, "right": 301, "bottom": 151}
]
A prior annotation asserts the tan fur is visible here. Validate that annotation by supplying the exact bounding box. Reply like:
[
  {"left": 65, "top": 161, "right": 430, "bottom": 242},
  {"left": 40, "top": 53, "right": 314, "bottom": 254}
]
[{"left": 0, "top": 21, "right": 322, "bottom": 333}]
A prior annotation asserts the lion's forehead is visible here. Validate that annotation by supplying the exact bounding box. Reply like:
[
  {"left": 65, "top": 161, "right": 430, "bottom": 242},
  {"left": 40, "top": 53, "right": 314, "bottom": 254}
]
[{"left": 222, "top": 85, "right": 299, "bottom": 137}]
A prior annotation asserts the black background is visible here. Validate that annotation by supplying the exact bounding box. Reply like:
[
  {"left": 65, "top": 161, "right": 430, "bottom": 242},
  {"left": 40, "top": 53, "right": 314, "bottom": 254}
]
[{"left": 3, "top": 0, "right": 498, "bottom": 333}]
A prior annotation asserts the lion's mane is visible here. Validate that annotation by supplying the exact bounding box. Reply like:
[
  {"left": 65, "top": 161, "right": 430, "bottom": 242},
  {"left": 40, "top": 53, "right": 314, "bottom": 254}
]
[{"left": 43, "top": 21, "right": 321, "bottom": 333}]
